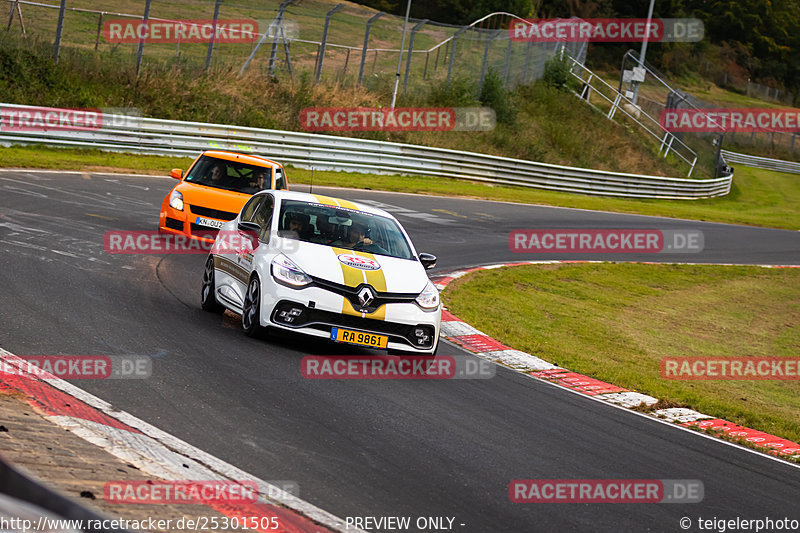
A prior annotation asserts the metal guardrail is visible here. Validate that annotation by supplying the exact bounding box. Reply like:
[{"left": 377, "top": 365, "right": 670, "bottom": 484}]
[
  {"left": 720, "top": 150, "right": 800, "bottom": 175},
  {"left": 0, "top": 104, "right": 732, "bottom": 198}
]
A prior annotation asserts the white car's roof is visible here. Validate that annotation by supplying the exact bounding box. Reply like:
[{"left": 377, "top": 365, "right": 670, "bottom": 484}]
[{"left": 264, "top": 189, "right": 396, "bottom": 220}]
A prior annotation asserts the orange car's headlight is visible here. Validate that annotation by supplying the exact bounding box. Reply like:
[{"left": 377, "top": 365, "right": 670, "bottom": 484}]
[{"left": 169, "top": 190, "right": 184, "bottom": 211}]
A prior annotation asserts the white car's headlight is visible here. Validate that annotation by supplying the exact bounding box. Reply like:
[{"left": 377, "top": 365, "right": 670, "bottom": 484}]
[
  {"left": 271, "top": 254, "right": 311, "bottom": 288},
  {"left": 415, "top": 280, "right": 440, "bottom": 309},
  {"left": 169, "top": 190, "right": 184, "bottom": 211}
]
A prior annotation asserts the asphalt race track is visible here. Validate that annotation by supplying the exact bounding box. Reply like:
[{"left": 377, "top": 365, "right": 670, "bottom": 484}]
[{"left": 1, "top": 171, "right": 799, "bottom": 532}]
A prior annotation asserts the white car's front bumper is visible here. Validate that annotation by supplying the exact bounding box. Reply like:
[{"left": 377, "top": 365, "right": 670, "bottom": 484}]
[{"left": 259, "top": 281, "right": 441, "bottom": 353}]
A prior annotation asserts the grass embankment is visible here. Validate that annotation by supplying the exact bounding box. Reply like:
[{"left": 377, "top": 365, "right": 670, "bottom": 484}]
[
  {"left": 3, "top": 145, "right": 798, "bottom": 230},
  {"left": 0, "top": 32, "right": 685, "bottom": 178},
  {"left": 443, "top": 263, "right": 800, "bottom": 444}
]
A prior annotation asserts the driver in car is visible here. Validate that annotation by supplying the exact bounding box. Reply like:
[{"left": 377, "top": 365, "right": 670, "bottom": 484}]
[{"left": 333, "top": 221, "right": 373, "bottom": 249}]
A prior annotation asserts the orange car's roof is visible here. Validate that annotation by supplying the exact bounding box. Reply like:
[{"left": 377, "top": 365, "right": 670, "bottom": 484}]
[{"left": 202, "top": 150, "right": 282, "bottom": 168}]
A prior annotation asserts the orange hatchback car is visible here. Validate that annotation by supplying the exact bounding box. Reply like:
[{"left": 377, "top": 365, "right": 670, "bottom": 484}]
[{"left": 159, "top": 150, "right": 289, "bottom": 242}]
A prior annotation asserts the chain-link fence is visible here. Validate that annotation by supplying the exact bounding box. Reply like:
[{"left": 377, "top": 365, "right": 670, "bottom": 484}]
[{"left": 3, "top": 0, "right": 586, "bottom": 96}]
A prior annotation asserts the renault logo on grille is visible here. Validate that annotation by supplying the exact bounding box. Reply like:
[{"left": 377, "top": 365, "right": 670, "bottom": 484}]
[{"left": 357, "top": 286, "right": 375, "bottom": 307}]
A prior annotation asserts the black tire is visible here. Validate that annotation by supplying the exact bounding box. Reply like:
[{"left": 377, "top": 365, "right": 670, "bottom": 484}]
[
  {"left": 201, "top": 255, "right": 223, "bottom": 313},
  {"left": 242, "top": 275, "right": 265, "bottom": 337}
]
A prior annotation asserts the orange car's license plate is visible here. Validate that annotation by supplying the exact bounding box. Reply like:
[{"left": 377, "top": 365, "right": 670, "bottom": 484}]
[{"left": 331, "top": 328, "right": 388, "bottom": 348}]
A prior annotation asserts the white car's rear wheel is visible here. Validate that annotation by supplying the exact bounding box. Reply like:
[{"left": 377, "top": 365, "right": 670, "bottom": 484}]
[
  {"left": 242, "top": 275, "right": 265, "bottom": 337},
  {"left": 201, "top": 256, "right": 223, "bottom": 313}
]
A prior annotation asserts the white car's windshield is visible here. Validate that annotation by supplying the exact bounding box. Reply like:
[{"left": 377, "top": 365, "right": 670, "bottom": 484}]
[{"left": 278, "top": 200, "right": 414, "bottom": 260}]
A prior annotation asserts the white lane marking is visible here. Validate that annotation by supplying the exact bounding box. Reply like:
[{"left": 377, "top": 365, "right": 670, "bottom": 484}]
[
  {"left": 355, "top": 199, "right": 457, "bottom": 225},
  {"left": 1, "top": 185, "right": 49, "bottom": 198},
  {"left": 0, "top": 347, "right": 360, "bottom": 533}
]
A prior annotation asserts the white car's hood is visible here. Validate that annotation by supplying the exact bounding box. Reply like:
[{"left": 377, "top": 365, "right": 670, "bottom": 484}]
[{"left": 279, "top": 239, "right": 428, "bottom": 294}]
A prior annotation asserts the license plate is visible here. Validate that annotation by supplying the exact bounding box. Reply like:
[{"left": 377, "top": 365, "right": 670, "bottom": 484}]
[
  {"left": 195, "top": 216, "right": 225, "bottom": 229},
  {"left": 331, "top": 327, "right": 388, "bottom": 348}
]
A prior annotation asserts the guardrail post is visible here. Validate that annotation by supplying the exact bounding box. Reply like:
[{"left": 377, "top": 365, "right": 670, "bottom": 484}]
[
  {"left": 446, "top": 26, "right": 468, "bottom": 85},
  {"left": 53, "top": 0, "right": 67, "bottom": 63},
  {"left": 205, "top": 0, "right": 222, "bottom": 70},
  {"left": 479, "top": 29, "right": 501, "bottom": 90},
  {"left": 315, "top": 3, "right": 344, "bottom": 84},
  {"left": 358, "top": 11, "right": 384, "bottom": 86},
  {"left": 403, "top": 19, "right": 427, "bottom": 93},
  {"left": 135, "top": 0, "right": 152, "bottom": 76}
]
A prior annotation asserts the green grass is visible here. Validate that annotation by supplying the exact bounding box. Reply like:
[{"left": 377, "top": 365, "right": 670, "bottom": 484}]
[
  {"left": 3, "top": 144, "right": 799, "bottom": 230},
  {"left": 442, "top": 263, "right": 800, "bottom": 444}
]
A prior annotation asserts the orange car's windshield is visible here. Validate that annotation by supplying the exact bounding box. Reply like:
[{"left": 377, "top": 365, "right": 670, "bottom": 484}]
[{"left": 185, "top": 156, "right": 272, "bottom": 194}]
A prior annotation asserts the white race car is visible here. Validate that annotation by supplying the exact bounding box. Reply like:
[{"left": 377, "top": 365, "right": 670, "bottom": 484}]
[{"left": 201, "top": 190, "right": 441, "bottom": 354}]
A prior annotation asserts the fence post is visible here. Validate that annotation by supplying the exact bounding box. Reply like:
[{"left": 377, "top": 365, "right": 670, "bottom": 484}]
[
  {"left": 358, "top": 11, "right": 384, "bottom": 86},
  {"left": 403, "top": 19, "right": 427, "bottom": 93},
  {"left": 205, "top": 0, "right": 222, "bottom": 70},
  {"left": 502, "top": 36, "right": 513, "bottom": 87},
  {"left": 315, "top": 3, "right": 344, "bottom": 84},
  {"left": 446, "top": 26, "right": 468, "bottom": 85},
  {"left": 53, "top": 0, "right": 67, "bottom": 63},
  {"left": 6, "top": 1, "right": 13, "bottom": 32},
  {"left": 135, "top": 0, "right": 152, "bottom": 76},
  {"left": 521, "top": 41, "right": 533, "bottom": 84},
  {"left": 282, "top": 27, "right": 293, "bottom": 77},
  {"left": 269, "top": 0, "right": 294, "bottom": 77},
  {"left": 241, "top": 0, "right": 295, "bottom": 75},
  {"left": 479, "top": 29, "right": 501, "bottom": 90},
  {"left": 423, "top": 51, "right": 429, "bottom": 79},
  {"left": 342, "top": 48, "right": 351, "bottom": 77},
  {"left": 94, "top": 12, "right": 103, "bottom": 50}
]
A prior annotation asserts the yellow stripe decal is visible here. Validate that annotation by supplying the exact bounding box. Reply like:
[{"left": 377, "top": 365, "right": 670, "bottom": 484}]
[
  {"left": 360, "top": 251, "right": 387, "bottom": 320},
  {"left": 332, "top": 247, "right": 386, "bottom": 321},
  {"left": 312, "top": 194, "right": 339, "bottom": 206},
  {"left": 335, "top": 199, "right": 359, "bottom": 210}
]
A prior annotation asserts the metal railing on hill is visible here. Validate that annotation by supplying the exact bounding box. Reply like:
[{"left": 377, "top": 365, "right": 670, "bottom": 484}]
[{"left": 721, "top": 150, "right": 800, "bottom": 174}]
